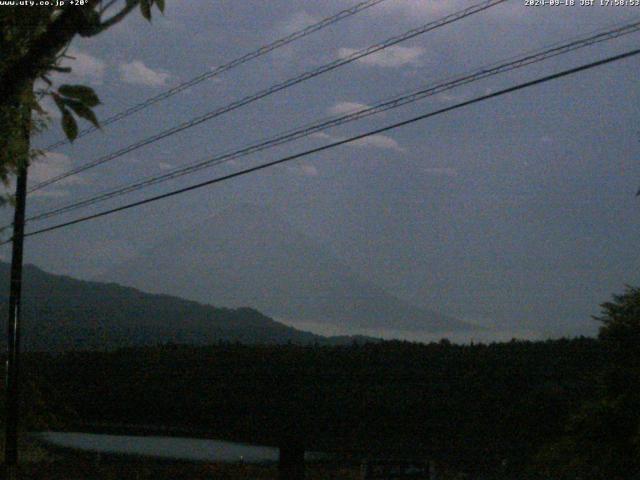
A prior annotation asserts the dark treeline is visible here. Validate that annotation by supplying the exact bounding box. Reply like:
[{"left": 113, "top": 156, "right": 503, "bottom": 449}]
[
  {"left": 10, "top": 287, "right": 640, "bottom": 478},
  {"left": 18, "top": 337, "right": 602, "bottom": 477}
]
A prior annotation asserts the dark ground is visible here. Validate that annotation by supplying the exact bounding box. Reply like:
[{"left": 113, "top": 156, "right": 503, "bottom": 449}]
[{"left": 2, "top": 438, "right": 361, "bottom": 480}]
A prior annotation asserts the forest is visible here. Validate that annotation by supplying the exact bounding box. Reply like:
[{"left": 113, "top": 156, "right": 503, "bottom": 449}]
[{"left": 1, "top": 287, "right": 637, "bottom": 479}]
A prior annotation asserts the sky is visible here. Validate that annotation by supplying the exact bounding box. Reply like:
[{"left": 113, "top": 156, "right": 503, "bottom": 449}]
[{"left": 2, "top": 0, "right": 640, "bottom": 341}]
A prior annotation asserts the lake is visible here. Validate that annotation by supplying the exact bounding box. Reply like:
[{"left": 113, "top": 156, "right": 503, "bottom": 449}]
[{"left": 33, "top": 431, "right": 284, "bottom": 463}]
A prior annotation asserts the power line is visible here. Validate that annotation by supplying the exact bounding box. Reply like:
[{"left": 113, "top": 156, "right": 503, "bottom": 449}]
[
  {"left": 24, "top": 19, "right": 640, "bottom": 223},
  {"left": 10, "top": 46, "right": 640, "bottom": 244},
  {"left": 42, "top": 0, "right": 391, "bottom": 151},
  {"left": 29, "top": 0, "right": 507, "bottom": 193}
]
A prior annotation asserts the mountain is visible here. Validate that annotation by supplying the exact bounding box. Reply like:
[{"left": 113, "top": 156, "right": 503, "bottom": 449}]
[
  {"left": 102, "top": 203, "right": 473, "bottom": 333},
  {"left": 0, "top": 262, "right": 373, "bottom": 351}
]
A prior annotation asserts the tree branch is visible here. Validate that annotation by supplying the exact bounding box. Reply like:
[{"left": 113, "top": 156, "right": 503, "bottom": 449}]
[
  {"left": 99, "top": 0, "right": 119, "bottom": 15},
  {"left": 0, "top": 2, "right": 101, "bottom": 109},
  {"left": 92, "top": 0, "right": 139, "bottom": 35}
]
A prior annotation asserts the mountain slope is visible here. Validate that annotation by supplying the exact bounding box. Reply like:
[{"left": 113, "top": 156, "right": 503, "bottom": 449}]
[
  {"left": 0, "top": 262, "right": 361, "bottom": 351},
  {"left": 102, "top": 203, "right": 472, "bottom": 332}
]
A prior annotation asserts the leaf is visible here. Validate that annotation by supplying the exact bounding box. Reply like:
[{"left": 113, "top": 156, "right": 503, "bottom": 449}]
[
  {"left": 58, "top": 84, "right": 100, "bottom": 107},
  {"left": 77, "top": 9, "right": 101, "bottom": 36},
  {"left": 140, "top": 0, "right": 151, "bottom": 20},
  {"left": 155, "top": 0, "right": 165, "bottom": 13},
  {"left": 32, "top": 100, "right": 46, "bottom": 116},
  {"left": 61, "top": 109, "right": 78, "bottom": 142},
  {"left": 52, "top": 93, "right": 65, "bottom": 112},
  {"left": 49, "top": 66, "right": 72, "bottom": 73},
  {"left": 63, "top": 99, "right": 100, "bottom": 129}
]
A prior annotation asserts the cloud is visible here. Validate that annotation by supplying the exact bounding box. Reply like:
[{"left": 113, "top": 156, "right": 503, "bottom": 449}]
[
  {"left": 371, "top": 0, "right": 518, "bottom": 22},
  {"left": 277, "top": 11, "right": 319, "bottom": 35},
  {"left": 373, "top": 0, "right": 467, "bottom": 19},
  {"left": 312, "top": 131, "right": 403, "bottom": 153},
  {"left": 119, "top": 61, "right": 170, "bottom": 87},
  {"left": 0, "top": 152, "right": 87, "bottom": 199},
  {"left": 310, "top": 132, "right": 334, "bottom": 142},
  {"left": 352, "top": 134, "right": 404, "bottom": 152},
  {"left": 338, "top": 45, "right": 424, "bottom": 68},
  {"left": 158, "top": 161, "right": 175, "bottom": 171},
  {"left": 30, "top": 151, "right": 86, "bottom": 193},
  {"left": 328, "top": 101, "right": 378, "bottom": 116},
  {"left": 269, "top": 11, "right": 325, "bottom": 64},
  {"left": 54, "top": 48, "right": 106, "bottom": 85}
]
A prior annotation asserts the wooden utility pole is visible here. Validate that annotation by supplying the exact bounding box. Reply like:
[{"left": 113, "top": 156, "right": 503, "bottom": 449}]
[
  {"left": 3, "top": 86, "right": 31, "bottom": 476},
  {"left": 3, "top": 164, "right": 28, "bottom": 470}
]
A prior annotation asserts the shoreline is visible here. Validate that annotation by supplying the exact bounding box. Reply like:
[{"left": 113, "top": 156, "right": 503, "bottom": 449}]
[{"left": 15, "top": 434, "right": 360, "bottom": 479}]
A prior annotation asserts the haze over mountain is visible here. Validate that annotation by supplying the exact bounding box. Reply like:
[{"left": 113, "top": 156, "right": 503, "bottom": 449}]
[
  {"left": 101, "top": 203, "right": 473, "bottom": 335},
  {"left": 2, "top": 0, "right": 636, "bottom": 344},
  {"left": 0, "top": 262, "right": 375, "bottom": 351}
]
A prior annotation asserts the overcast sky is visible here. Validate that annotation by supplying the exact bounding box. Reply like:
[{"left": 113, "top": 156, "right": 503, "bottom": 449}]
[{"left": 3, "top": 0, "right": 640, "bottom": 340}]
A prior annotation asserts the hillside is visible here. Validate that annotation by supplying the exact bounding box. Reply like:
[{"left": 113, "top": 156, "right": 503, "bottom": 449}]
[
  {"left": 0, "top": 262, "right": 372, "bottom": 351},
  {"left": 102, "top": 204, "right": 472, "bottom": 333}
]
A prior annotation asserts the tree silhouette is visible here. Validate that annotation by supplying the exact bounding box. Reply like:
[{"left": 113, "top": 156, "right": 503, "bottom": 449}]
[{"left": 0, "top": 0, "right": 165, "bottom": 187}]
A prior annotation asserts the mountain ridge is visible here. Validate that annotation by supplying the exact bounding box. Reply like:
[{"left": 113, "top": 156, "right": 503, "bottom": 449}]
[
  {"left": 101, "top": 203, "right": 473, "bottom": 333},
  {"left": 0, "top": 261, "right": 379, "bottom": 351}
]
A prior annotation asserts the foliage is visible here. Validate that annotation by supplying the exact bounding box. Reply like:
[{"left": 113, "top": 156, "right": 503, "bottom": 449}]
[
  {"left": 530, "top": 287, "right": 640, "bottom": 479},
  {"left": 18, "top": 338, "right": 604, "bottom": 477},
  {"left": 596, "top": 287, "right": 640, "bottom": 376},
  {"left": 3, "top": 266, "right": 636, "bottom": 477},
  {"left": 0, "top": 0, "right": 165, "bottom": 192}
]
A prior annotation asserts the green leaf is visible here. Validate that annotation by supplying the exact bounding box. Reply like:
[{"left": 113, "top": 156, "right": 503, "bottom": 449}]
[
  {"left": 63, "top": 99, "right": 100, "bottom": 129},
  {"left": 58, "top": 85, "right": 100, "bottom": 107},
  {"left": 140, "top": 0, "right": 151, "bottom": 20},
  {"left": 61, "top": 109, "right": 78, "bottom": 142},
  {"left": 155, "top": 0, "right": 165, "bottom": 13}
]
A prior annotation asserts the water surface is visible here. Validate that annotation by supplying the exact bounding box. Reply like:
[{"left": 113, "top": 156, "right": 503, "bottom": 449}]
[{"left": 34, "top": 431, "right": 280, "bottom": 463}]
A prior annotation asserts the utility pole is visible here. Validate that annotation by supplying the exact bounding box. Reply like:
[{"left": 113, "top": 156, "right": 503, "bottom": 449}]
[
  {"left": 3, "top": 164, "right": 28, "bottom": 472},
  {"left": 3, "top": 86, "right": 31, "bottom": 476}
]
